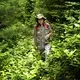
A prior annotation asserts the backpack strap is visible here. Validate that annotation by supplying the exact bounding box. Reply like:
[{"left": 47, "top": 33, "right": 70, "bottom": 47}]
[
  {"left": 35, "top": 23, "right": 49, "bottom": 31},
  {"left": 35, "top": 24, "right": 38, "bottom": 31},
  {"left": 44, "top": 23, "right": 49, "bottom": 28}
]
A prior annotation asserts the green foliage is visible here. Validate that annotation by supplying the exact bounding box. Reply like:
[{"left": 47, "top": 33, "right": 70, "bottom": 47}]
[
  {"left": 0, "top": 0, "right": 80, "bottom": 80},
  {"left": 0, "top": 0, "right": 35, "bottom": 26}
]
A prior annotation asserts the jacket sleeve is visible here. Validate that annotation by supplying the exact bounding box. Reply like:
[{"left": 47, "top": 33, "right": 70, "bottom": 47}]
[{"left": 45, "top": 23, "right": 53, "bottom": 40}]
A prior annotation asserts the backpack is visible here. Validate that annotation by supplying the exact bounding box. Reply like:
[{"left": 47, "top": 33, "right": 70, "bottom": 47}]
[{"left": 35, "top": 23, "right": 49, "bottom": 31}]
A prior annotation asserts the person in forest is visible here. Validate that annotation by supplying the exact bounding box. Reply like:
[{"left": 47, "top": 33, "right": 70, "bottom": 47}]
[{"left": 34, "top": 14, "right": 52, "bottom": 60}]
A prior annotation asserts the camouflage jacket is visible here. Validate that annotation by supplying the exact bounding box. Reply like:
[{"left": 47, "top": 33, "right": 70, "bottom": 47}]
[{"left": 34, "top": 23, "right": 52, "bottom": 49}]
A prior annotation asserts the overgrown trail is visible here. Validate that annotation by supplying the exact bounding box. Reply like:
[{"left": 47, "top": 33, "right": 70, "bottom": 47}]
[{"left": 0, "top": 0, "right": 80, "bottom": 80}]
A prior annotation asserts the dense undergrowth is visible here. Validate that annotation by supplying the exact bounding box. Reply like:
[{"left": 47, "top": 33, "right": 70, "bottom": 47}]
[{"left": 0, "top": 0, "right": 80, "bottom": 80}]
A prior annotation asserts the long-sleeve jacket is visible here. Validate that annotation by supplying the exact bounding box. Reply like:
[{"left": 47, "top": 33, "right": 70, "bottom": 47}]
[{"left": 34, "top": 23, "right": 52, "bottom": 49}]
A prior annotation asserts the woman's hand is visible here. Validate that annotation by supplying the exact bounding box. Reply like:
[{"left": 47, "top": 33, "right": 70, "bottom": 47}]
[{"left": 45, "top": 33, "right": 52, "bottom": 40}]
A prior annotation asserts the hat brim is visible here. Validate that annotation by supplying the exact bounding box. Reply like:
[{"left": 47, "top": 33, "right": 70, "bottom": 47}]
[{"left": 36, "top": 17, "right": 46, "bottom": 20}]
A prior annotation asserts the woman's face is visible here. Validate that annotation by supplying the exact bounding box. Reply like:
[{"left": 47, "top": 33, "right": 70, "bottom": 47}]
[{"left": 38, "top": 18, "right": 44, "bottom": 25}]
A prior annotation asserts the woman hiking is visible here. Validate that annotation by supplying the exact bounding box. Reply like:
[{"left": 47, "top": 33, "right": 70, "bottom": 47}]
[{"left": 34, "top": 14, "right": 52, "bottom": 60}]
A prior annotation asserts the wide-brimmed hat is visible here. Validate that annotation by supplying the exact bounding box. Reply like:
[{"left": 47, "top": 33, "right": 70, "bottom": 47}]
[{"left": 36, "top": 14, "right": 46, "bottom": 20}]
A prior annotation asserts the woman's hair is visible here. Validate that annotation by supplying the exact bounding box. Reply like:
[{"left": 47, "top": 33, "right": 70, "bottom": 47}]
[{"left": 36, "top": 19, "right": 47, "bottom": 26}]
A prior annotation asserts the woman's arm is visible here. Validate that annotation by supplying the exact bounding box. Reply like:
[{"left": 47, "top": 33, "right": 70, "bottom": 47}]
[{"left": 45, "top": 24, "right": 52, "bottom": 40}]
